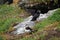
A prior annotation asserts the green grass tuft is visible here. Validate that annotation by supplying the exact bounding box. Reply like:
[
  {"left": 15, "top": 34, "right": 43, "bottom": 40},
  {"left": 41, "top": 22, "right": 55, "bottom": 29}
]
[{"left": 0, "top": 5, "right": 24, "bottom": 33}]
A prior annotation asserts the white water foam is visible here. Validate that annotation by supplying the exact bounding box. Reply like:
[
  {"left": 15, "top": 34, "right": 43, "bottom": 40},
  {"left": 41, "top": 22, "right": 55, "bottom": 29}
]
[{"left": 12, "top": 9, "right": 57, "bottom": 35}]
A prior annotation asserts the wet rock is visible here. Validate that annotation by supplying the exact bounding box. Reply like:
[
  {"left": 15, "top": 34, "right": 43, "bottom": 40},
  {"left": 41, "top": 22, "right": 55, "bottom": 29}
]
[
  {"left": 0, "top": 0, "right": 7, "bottom": 4},
  {"left": 11, "top": 9, "right": 57, "bottom": 35},
  {"left": 0, "top": 0, "right": 13, "bottom": 5}
]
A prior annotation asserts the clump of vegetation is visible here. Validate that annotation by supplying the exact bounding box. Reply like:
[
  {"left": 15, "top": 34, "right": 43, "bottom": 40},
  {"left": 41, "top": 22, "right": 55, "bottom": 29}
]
[
  {"left": 0, "top": 36, "right": 3, "bottom": 40},
  {"left": 35, "top": 9, "right": 60, "bottom": 30},
  {"left": 0, "top": 4, "right": 24, "bottom": 33}
]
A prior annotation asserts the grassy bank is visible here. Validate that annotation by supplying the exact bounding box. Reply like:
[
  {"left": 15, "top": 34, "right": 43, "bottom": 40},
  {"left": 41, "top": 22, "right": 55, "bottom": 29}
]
[
  {"left": 0, "top": 4, "right": 24, "bottom": 33},
  {"left": 0, "top": 4, "right": 60, "bottom": 40},
  {"left": 19, "top": 9, "right": 60, "bottom": 40}
]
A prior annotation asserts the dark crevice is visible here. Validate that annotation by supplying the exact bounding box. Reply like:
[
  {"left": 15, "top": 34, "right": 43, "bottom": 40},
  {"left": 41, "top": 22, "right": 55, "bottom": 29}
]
[
  {"left": 0, "top": 0, "right": 13, "bottom": 5},
  {"left": 19, "top": 0, "right": 60, "bottom": 21}
]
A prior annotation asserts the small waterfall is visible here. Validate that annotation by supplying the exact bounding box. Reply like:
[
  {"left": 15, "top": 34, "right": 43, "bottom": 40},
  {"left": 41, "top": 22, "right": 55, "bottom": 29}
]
[
  {"left": 12, "top": 9, "right": 57, "bottom": 35},
  {"left": 37, "top": 9, "right": 57, "bottom": 21},
  {"left": 12, "top": 16, "right": 35, "bottom": 35}
]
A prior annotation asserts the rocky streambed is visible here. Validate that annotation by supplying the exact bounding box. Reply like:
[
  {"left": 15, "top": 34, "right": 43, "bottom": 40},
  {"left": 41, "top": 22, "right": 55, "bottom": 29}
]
[{"left": 11, "top": 9, "right": 57, "bottom": 35}]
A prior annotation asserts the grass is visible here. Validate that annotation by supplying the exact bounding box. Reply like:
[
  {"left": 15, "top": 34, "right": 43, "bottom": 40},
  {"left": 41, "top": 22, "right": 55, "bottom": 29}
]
[
  {"left": 35, "top": 9, "right": 60, "bottom": 30},
  {"left": 49, "top": 37, "right": 60, "bottom": 40},
  {"left": 0, "top": 36, "right": 3, "bottom": 40},
  {"left": 0, "top": 4, "right": 24, "bottom": 33},
  {"left": 0, "top": 4, "right": 60, "bottom": 40},
  {"left": 19, "top": 8, "right": 60, "bottom": 40}
]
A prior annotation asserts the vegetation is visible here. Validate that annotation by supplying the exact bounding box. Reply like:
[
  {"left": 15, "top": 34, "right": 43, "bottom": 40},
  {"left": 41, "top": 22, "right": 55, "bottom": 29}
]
[
  {"left": 0, "top": 36, "right": 3, "bottom": 40},
  {"left": 19, "top": 8, "right": 60, "bottom": 40},
  {"left": 35, "top": 9, "right": 60, "bottom": 30},
  {"left": 0, "top": 1, "right": 60, "bottom": 40},
  {"left": 0, "top": 4, "right": 24, "bottom": 33}
]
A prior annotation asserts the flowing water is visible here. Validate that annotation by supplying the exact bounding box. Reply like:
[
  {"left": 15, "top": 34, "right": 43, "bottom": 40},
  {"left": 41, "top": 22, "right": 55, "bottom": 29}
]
[{"left": 12, "top": 9, "right": 57, "bottom": 35}]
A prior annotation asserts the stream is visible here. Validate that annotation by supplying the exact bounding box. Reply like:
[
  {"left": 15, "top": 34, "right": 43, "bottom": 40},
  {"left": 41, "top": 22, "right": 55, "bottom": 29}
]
[{"left": 11, "top": 9, "right": 57, "bottom": 35}]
